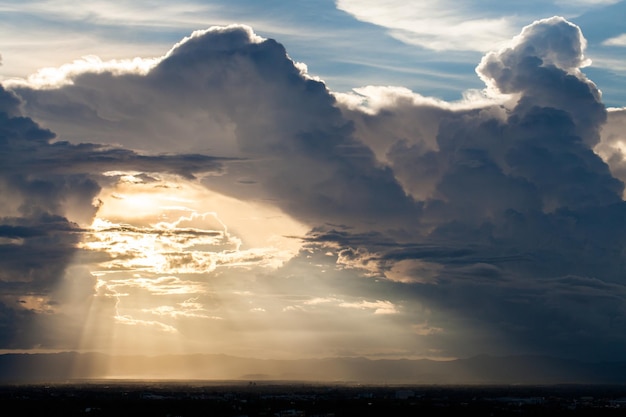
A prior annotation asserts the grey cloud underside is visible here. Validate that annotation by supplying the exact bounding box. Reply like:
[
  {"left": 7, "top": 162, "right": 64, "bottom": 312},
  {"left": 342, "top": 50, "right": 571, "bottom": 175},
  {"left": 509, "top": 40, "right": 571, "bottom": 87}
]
[{"left": 4, "top": 18, "right": 626, "bottom": 359}]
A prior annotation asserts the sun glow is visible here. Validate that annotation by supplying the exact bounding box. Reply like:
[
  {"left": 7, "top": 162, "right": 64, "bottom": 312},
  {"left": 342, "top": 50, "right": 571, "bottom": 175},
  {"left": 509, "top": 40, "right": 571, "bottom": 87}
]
[
  {"left": 75, "top": 172, "right": 309, "bottom": 358},
  {"left": 86, "top": 173, "right": 307, "bottom": 270}
]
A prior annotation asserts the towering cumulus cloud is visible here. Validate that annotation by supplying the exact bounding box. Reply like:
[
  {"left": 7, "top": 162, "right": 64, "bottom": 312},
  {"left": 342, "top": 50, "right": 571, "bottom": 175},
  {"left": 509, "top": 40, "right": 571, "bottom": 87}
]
[
  {"left": 12, "top": 26, "right": 417, "bottom": 230},
  {"left": 4, "top": 18, "right": 626, "bottom": 360},
  {"left": 340, "top": 17, "right": 626, "bottom": 359}
]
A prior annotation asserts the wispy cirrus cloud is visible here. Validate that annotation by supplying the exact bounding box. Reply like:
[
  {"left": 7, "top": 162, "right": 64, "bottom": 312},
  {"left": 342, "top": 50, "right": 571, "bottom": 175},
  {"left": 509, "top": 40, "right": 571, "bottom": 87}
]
[
  {"left": 602, "top": 33, "right": 626, "bottom": 46},
  {"left": 336, "top": 0, "right": 518, "bottom": 51},
  {"left": 335, "top": 0, "right": 621, "bottom": 52}
]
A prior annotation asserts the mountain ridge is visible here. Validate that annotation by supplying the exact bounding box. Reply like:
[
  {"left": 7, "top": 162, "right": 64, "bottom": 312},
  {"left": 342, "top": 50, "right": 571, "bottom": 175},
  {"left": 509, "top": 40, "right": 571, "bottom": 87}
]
[{"left": 1, "top": 352, "right": 625, "bottom": 384}]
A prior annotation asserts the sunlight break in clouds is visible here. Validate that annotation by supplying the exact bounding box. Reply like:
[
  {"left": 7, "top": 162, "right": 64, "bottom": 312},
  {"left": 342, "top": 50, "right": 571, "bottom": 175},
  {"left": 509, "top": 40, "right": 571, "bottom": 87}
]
[{"left": 75, "top": 168, "right": 309, "bottom": 355}]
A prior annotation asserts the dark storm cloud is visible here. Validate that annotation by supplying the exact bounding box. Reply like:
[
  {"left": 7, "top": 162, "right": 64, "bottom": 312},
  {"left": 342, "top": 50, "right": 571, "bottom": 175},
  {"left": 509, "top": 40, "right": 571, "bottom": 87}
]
[
  {"left": 1, "top": 141, "right": 228, "bottom": 179},
  {"left": 5, "top": 19, "right": 626, "bottom": 360},
  {"left": 0, "top": 215, "right": 80, "bottom": 293},
  {"left": 0, "top": 86, "right": 84, "bottom": 305},
  {"left": 0, "top": 84, "right": 226, "bottom": 349}
]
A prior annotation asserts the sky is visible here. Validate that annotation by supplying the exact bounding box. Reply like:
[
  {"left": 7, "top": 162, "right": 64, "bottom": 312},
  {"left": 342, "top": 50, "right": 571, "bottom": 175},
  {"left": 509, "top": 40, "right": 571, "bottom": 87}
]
[{"left": 2, "top": 0, "right": 626, "bottom": 375}]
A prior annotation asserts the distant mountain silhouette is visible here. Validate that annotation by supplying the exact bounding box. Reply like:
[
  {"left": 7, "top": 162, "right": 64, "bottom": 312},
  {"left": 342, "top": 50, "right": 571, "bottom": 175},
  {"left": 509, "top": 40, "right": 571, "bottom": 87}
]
[{"left": 1, "top": 352, "right": 626, "bottom": 384}]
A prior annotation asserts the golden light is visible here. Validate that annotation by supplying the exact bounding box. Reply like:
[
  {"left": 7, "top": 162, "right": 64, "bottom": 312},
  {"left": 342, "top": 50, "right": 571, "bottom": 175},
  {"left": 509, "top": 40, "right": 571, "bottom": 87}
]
[{"left": 75, "top": 171, "right": 309, "bottom": 359}]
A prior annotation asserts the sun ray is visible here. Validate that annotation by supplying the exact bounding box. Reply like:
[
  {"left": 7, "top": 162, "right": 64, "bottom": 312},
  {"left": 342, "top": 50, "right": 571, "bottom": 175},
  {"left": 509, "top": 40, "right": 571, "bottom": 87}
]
[{"left": 73, "top": 172, "right": 308, "bottom": 366}]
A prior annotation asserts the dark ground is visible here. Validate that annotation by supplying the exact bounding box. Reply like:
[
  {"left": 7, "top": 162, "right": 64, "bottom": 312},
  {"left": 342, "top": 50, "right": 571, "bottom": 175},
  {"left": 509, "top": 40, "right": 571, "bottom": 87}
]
[{"left": 2, "top": 381, "right": 626, "bottom": 416}]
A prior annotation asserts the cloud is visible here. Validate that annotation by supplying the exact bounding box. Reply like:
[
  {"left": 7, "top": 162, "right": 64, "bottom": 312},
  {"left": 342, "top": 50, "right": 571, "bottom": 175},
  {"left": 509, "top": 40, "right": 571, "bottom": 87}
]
[
  {"left": 12, "top": 1, "right": 218, "bottom": 29},
  {"left": 562, "top": 0, "right": 621, "bottom": 6},
  {"left": 144, "top": 298, "right": 223, "bottom": 320},
  {"left": 0, "top": 86, "right": 89, "bottom": 347},
  {"left": 8, "top": 55, "right": 159, "bottom": 89},
  {"left": 338, "top": 300, "right": 399, "bottom": 315},
  {"left": 11, "top": 25, "right": 419, "bottom": 230},
  {"left": 0, "top": 81, "right": 227, "bottom": 349},
  {"left": 602, "top": 33, "right": 626, "bottom": 46},
  {"left": 329, "top": 17, "right": 626, "bottom": 359},
  {"left": 597, "top": 107, "right": 626, "bottom": 186},
  {"left": 115, "top": 315, "right": 178, "bottom": 333},
  {"left": 335, "top": 0, "right": 518, "bottom": 51},
  {"left": 105, "top": 276, "right": 208, "bottom": 296},
  {"left": 81, "top": 215, "right": 292, "bottom": 275},
  {"left": 335, "top": 1, "right": 621, "bottom": 52},
  {"left": 334, "top": 1, "right": 618, "bottom": 53},
  {"left": 4, "top": 18, "right": 626, "bottom": 360}
]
